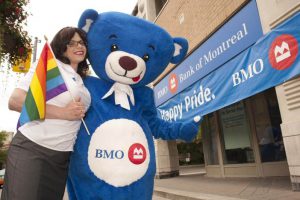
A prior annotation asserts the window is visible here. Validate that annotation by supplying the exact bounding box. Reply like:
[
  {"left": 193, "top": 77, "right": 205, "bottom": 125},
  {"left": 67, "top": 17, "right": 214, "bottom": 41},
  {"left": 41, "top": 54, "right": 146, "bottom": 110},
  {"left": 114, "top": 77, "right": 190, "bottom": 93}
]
[
  {"left": 219, "top": 102, "right": 255, "bottom": 164},
  {"left": 202, "top": 113, "right": 219, "bottom": 165},
  {"left": 251, "top": 88, "right": 286, "bottom": 162}
]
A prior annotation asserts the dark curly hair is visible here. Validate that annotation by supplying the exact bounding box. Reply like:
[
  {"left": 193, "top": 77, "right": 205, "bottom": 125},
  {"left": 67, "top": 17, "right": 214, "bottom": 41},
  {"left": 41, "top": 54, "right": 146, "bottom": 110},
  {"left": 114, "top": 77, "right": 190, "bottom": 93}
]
[{"left": 50, "top": 27, "right": 89, "bottom": 77}]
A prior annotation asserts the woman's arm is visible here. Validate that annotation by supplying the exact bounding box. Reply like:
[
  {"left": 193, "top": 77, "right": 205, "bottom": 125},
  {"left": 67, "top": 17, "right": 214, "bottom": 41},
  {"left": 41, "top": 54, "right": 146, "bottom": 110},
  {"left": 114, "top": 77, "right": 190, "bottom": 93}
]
[
  {"left": 8, "top": 88, "right": 85, "bottom": 121},
  {"left": 8, "top": 88, "right": 26, "bottom": 112}
]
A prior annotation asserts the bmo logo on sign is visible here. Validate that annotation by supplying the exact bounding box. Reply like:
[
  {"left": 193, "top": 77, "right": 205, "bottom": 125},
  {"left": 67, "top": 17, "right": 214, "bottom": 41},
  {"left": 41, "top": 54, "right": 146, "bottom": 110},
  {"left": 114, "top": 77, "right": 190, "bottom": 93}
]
[
  {"left": 168, "top": 73, "right": 178, "bottom": 94},
  {"left": 128, "top": 143, "right": 146, "bottom": 165},
  {"left": 269, "top": 34, "right": 298, "bottom": 70},
  {"left": 95, "top": 149, "right": 124, "bottom": 159}
]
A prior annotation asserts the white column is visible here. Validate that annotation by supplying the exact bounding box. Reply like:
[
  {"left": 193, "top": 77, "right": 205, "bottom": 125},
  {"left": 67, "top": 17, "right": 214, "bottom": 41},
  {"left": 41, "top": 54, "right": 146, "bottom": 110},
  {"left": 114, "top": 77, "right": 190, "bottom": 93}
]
[
  {"left": 276, "top": 78, "right": 300, "bottom": 191},
  {"left": 154, "top": 139, "right": 180, "bottom": 178}
]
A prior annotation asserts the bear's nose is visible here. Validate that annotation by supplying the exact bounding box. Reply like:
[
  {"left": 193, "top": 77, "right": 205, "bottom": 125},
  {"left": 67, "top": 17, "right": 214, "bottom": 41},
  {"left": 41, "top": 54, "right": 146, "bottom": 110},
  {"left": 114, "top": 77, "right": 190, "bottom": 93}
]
[{"left": 119, "top": 56, "right": 137, "bottom": 71}]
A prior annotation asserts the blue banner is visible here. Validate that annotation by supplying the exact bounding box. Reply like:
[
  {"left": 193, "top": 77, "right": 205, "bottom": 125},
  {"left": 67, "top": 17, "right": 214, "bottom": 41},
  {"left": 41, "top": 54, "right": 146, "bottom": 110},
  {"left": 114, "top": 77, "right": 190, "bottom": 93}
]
[
  {"left": 157, "top": 12, "right": 300, "bottom": 122},
  {"left": 154, "top": 0, "right": 263, "bottom": 106}
]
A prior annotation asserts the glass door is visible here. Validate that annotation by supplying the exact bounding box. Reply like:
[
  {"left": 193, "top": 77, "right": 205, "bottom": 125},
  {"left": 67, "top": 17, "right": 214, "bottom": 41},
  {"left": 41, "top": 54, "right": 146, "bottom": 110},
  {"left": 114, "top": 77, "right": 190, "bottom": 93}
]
[{"left": 218, "top": 101, "right": 255, "bottom": 164}]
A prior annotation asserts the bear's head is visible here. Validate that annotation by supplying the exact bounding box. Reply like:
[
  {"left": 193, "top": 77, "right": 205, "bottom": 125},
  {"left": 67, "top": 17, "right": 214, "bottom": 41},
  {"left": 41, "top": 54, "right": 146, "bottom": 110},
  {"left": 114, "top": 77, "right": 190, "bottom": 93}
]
[{"left": 78, "top": 10, "right": 188, "bottom": 87}]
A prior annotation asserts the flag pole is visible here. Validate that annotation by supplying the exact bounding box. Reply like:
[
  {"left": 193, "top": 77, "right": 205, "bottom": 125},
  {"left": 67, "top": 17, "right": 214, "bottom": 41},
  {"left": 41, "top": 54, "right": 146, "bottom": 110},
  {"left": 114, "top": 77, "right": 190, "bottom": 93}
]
[{"left": 44, "top": 35, "right": 91, "bottom": 135}]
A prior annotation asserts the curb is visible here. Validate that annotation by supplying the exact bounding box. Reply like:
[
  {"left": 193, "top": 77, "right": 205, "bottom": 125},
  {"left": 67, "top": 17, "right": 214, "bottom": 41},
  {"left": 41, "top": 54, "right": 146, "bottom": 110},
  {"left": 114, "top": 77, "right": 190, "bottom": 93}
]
[{"left": 154, "top": 187, "right": 246, "bottom": 200}]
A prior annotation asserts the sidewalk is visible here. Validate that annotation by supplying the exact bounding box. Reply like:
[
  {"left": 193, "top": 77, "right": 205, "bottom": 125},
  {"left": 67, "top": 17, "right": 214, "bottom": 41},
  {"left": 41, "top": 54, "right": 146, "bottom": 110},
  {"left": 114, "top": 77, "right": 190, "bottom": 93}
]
[{"left": 153, "top": 165, "right": 300, "bottom": 200}]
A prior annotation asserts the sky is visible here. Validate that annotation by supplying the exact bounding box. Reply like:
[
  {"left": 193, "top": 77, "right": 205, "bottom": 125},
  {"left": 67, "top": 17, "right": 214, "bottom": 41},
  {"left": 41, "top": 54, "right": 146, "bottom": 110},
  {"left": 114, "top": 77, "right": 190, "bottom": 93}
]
[{"left": 0, "top": 0, "right": 137, "bottom": 132}]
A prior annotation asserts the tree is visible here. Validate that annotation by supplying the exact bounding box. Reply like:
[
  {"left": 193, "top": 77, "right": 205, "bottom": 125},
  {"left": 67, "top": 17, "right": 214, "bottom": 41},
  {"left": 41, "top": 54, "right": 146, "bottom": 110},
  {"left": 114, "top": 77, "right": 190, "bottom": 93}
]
[
  {"left": 0, "top": 131, "right": 8, "bottom": 169},
  {"left": 0, "top": 0, "right": 31, "bottom": 66}
]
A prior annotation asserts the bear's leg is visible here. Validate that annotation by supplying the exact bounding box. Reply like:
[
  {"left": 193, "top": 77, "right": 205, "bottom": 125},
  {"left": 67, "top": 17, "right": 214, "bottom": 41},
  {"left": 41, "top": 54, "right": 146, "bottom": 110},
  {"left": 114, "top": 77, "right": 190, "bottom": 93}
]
[{"left": 66, "top": 177, "right": 77, "bottom": 200}]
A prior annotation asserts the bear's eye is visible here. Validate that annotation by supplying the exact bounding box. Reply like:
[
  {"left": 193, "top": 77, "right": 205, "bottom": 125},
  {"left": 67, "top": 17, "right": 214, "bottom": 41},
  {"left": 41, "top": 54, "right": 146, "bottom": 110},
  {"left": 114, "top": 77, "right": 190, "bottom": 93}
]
[
  {"left": 143, "top": 54, "right": 150, "bottom": 62},
  {"left": 111, "top": 44, "right": 119, "bottom": 52}
]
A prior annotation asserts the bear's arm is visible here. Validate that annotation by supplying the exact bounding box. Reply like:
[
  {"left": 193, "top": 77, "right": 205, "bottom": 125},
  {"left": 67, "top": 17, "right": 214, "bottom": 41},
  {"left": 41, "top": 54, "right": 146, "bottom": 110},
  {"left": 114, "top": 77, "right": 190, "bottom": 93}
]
[{"left": 141, "top": 87, "right": 199, "bottom": 142}]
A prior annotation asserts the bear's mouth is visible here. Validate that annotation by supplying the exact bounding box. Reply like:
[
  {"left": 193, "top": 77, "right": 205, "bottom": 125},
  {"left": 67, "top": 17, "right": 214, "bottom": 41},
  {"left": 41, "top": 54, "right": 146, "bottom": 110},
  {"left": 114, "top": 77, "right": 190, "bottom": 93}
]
[
  {"left": 126, "top": 72, "right": 142, "bottom": 83},
  {"left": 132, "top": 75, "right": 140, "bottom": 82},
  {"left": 109, "top": 64, "right": 143, "bottom": 83}
]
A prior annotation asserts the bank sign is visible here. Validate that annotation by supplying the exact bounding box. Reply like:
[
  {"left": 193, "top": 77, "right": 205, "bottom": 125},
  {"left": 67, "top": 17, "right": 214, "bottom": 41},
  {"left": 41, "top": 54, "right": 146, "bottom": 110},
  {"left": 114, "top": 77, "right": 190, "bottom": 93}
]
[
  {"left": 157, "top": 11, "right": 300, "bottom": 122},
  {"left": 154, "top": 0, "right": 263, "bottom": 106}
]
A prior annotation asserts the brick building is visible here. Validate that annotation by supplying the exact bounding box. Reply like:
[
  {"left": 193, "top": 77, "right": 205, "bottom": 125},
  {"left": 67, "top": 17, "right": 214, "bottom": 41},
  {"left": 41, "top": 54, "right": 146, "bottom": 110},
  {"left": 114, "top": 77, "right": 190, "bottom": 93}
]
[{"left": 133, "top": 0, "right": 300, "bottom": 191}]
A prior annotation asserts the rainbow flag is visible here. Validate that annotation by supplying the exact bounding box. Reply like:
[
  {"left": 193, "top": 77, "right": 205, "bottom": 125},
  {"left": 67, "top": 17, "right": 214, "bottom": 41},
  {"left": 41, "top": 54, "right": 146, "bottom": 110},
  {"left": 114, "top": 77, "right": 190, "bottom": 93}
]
[{"left": 17, "top": 43, "right": 68, "bottom": 128}]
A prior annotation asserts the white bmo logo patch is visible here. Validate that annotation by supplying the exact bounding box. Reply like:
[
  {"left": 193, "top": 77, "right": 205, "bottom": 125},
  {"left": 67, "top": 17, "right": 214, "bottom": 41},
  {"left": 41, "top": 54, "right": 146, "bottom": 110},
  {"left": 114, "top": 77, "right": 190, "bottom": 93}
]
[{"left": 88, "top": 119, "right": 150, "bottom": 187}]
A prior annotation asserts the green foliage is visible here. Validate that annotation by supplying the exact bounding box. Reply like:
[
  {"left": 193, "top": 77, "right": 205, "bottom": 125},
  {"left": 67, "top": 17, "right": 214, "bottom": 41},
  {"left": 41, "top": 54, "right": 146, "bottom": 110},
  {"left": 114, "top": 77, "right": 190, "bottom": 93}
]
[
  {"left": 0, "top": 131, "right": 8, "bottom": 168},
  {"left": 0, "top": 0, "right": 31, "bottom": 66},
  {"left": 0, "top": 132, "right": 6, "bottom": 147}
]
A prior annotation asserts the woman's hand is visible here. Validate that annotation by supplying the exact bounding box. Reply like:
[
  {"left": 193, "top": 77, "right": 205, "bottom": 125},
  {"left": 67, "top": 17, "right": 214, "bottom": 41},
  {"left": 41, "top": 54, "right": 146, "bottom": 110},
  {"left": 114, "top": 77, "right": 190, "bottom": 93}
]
[
  {"left": 60, "top": 97, "right": 86, "bottom": 120},
  {"left": 46, "top": 97, "right": 86, "bottom": 121}
]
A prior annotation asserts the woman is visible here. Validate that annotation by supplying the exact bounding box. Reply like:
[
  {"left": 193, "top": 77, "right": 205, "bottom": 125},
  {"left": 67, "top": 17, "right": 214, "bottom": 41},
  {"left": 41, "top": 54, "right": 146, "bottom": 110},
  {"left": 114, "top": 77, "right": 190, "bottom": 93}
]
[{"left": 1, "top": 27, "right": 91, "bottom": 200}]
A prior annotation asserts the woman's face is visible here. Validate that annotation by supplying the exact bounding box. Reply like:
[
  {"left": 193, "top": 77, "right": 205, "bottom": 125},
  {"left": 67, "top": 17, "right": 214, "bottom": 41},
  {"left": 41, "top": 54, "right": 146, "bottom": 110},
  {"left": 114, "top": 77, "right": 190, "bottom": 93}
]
[{"left": 63, "top": 32, "right": 87, "bottom": 69}]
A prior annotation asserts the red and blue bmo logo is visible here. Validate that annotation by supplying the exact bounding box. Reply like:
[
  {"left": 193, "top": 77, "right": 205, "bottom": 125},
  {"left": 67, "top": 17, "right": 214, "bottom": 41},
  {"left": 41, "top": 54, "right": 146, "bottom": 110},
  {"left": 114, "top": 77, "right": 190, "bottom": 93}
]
[
  {"left": 269, "top": 34, "right": 298, "bottom": 70},
  {"left": 168, "top": 73, "right": 179, "bottom": 94},
  {"left": 128, "top": 143, "right": 146, "bottom": 165}
]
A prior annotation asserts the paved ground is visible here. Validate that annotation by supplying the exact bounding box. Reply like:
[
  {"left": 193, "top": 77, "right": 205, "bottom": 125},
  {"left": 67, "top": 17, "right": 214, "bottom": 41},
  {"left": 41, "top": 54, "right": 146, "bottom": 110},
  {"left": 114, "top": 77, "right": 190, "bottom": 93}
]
[
  {"left": 153, "top": 196, "right": 170, "bottom": 200},
  {"left": 4, "top": 165, "right": 300, "bottom": 200},
  {"left": 154, "top": 165, "right": 300, "bottom": 200}
]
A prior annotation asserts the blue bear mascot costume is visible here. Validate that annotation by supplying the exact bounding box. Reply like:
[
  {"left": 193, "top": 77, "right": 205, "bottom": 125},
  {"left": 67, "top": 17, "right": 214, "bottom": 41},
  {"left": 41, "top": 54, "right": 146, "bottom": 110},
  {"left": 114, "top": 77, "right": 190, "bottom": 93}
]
[{"left": 67, "top": 10, "right": 202, "bottom": 200}]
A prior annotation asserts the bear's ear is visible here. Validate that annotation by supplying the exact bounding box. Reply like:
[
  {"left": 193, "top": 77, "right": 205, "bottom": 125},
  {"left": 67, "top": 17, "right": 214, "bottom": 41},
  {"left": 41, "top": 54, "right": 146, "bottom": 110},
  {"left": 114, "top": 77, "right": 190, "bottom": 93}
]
[
  {"left": 78, "top": 9, "right": 99, "bottom": 33},
  {"left": 170, "top": 37, "right": 188, "bottom": 64}
]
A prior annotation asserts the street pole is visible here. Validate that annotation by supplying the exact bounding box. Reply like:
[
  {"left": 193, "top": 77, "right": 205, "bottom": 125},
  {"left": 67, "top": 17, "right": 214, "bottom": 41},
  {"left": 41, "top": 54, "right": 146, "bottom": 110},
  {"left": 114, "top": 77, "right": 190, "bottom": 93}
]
[{"left": 32, "top": 37, "right": 38, "bottom": 63}]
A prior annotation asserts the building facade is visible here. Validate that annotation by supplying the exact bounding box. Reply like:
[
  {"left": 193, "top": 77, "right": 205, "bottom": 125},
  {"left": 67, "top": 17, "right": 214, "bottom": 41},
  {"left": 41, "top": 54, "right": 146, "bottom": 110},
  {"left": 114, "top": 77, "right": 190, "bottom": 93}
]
[{"left": 133, "top": 0, "right": 300, "bottom": 191}]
